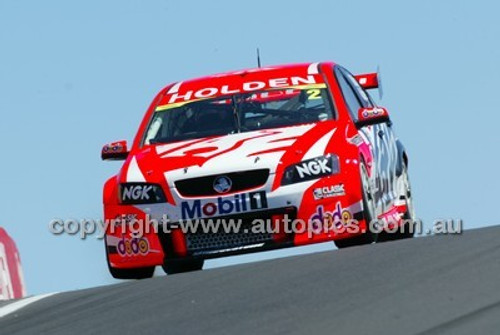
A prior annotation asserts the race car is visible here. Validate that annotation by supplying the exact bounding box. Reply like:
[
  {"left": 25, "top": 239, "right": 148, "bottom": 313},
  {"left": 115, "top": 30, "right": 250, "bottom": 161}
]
[
  {"left": 101, "top": 62, "right": 415, "bottom": 279},
  {"left": 0, "top": 227, "right": 26, "bottom": 299}
]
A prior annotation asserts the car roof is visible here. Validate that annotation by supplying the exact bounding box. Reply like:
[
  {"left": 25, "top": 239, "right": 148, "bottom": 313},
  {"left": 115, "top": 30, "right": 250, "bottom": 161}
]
[
  {"left": 172, "top": 62, "right": 337, "bottom": 87},
  {"left": 182, "top": 62, "right": 331, "bottom": 83}
]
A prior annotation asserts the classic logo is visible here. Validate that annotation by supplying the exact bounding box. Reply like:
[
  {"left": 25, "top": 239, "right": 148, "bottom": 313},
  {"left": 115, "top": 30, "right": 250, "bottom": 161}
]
[
  {"left": 296, "top": 157, "right": 332, "bottom": 179},
  {"left": 213, "top": 176, "right": 232, "bottom": 194},
  {"left": 181, "top": 191, "right": 268, "bottom": 219},
  {"left": 313, "top": 184, "right": 345, "bottom": 200}
]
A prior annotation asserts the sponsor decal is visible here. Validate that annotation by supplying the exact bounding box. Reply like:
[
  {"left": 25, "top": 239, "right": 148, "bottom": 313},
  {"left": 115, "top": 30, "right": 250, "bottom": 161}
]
[
  {"left": 296, "top": 157, "right": 332, "bottom": 179},
  {"left": 361, "top": 107, "right": 386, "bottom": 119},
  {"left": 103, "top": 142, "right": 125, "bottom": 153},
  {"left": 117, "top": 236, "right": 149, "bottom": 256},
  {"left": 122, "top": 185, "right": 153, "bottom": 202},
  {"left": 348, "top": 134, "right": 363, "bottom": 146},
  {"left": 310, "top": 202, "right": 353, "bottom": 230},
  {"left": 282, "top": 155, "right": 339, "bottom": 185},
  {"left": 181, "top": 191, "right": 268, "bottom": 219},
  {"left": 120, "top": 183, "right": 165, "bottom": 204},
  {"left": 165, "top": 76, "right": 318, "bottom": 105},
  {"left": 213, "top": 176, "right": 232, "bottom": 194},
  {"left": 313, "top": 184, "right": 345, "bottom": 200}
]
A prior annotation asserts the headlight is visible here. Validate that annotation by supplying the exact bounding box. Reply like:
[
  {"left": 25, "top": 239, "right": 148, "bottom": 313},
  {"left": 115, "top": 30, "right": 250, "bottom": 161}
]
[
  {"left": 281, "top": 155, "right": 340, "bottom": 185},
  {"left": 120, "top": 183, "right": 166, "bottom": 204}
]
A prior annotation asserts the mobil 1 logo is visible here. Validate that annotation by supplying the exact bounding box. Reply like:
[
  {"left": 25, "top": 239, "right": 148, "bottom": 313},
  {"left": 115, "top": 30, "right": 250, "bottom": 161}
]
[{"left": 249, "top": 191, "right": 268, "bottom": 210}]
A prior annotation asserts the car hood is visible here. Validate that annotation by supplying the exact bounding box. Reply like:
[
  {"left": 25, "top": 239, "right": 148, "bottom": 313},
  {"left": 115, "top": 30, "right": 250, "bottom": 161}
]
[{"left": 126, "top": 121, "right": 339, "bottom": 187}]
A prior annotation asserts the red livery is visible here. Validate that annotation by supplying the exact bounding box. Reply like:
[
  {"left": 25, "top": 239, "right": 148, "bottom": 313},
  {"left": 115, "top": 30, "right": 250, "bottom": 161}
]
[
  {"left": 0, "top": 227, "right": 26, "bottom": 299},
  {"left": 102, "top": 62, "right": 415, "bottom": 279}
]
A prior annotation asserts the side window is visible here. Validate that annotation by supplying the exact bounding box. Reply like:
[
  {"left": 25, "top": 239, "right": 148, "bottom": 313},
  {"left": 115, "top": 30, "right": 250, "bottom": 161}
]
[
  {"left": 340, "top": 67, "right": 373, "bottom": 108},
  {"left": 334, "top": 66, "right": 363, "bottom": 121}
]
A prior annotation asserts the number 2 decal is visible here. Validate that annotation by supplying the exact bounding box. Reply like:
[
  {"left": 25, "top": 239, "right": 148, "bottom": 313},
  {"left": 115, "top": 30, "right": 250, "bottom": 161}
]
[{"left": 306, "top": 89, "right": 321, "bottom": 100}]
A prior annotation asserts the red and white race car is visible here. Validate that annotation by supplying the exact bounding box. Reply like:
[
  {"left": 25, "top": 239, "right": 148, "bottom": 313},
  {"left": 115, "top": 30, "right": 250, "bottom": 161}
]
[
  {"left": 102, "top": 62, "right": 415, "bottom": 279},
  {"left": 0, "top": 227, "right": 26, "bottom": 299}
]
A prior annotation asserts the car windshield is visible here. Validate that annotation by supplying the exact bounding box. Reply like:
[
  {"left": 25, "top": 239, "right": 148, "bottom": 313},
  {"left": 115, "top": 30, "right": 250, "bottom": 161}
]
[{"left": 143, "top": 85, "right": 335, "bottom": 145}]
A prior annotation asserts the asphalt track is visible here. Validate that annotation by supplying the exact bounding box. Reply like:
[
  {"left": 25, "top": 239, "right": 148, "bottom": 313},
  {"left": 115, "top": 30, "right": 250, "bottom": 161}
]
[{"left": 1, "top": 226, "right": 500, "bottom": 335}]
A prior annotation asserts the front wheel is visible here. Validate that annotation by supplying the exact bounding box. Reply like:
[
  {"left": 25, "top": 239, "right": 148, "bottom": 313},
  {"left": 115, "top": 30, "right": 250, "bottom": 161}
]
[
  {"left": 162, "top": 259, "right": 204, "bottom": 275},
  {"left": 108, "top": 264, "right": 155, "bottom": 279},
  {"left": 105, "top": 240, "right": 155, "bottom": 279},
  {"left": 334, "top": 162, "right": 377, "bottom": 249}
]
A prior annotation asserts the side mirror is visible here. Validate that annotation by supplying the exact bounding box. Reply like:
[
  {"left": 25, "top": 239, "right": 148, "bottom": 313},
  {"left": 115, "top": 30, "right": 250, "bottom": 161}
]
[
  {"left": 355, "top": 107, "right": 390, "bottom": 128},
  {"left": 101, "top": 140, "right": 129, "bottom": 161}
]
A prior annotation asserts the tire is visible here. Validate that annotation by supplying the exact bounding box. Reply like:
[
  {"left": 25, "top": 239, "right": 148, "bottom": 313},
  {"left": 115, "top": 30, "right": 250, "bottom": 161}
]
[
  {"left": 108, "top": 264, "right": 155, "bottom": 279},
  {"left": 162, "top": 259, "right": 204, "bottom": 275},
  {"left": 378, "top": 162, "right": 415, "bottom": 242},
  {"left": 334, "top": 162, "right": 378, "bottom": 249}
]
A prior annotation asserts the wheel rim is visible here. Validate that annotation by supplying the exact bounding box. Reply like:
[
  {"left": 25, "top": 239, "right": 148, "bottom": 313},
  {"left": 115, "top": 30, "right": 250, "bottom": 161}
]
[
  {"left": 402, "top": 167, "right": 416, "bottom": 220},
  {"left": 361, "top": 165, "right": 376, "bottom": 226}
]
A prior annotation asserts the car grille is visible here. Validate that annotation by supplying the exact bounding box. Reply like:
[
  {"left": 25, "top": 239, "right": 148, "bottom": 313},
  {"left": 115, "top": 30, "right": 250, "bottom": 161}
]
[
  {"left": 175, "top": 169, "right": 269, "bottom": 197},
  {"left": 186, "top": 228, "right": 272, "bottom": 254},
  {"left": 183, "top": 208, "right": 296, "bottom": 255}
]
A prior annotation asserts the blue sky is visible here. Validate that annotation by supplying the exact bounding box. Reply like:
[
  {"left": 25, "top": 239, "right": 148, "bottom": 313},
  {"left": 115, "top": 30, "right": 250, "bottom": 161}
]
[{"left": 1, "top": 0, "right": 499, "bottom": 295}]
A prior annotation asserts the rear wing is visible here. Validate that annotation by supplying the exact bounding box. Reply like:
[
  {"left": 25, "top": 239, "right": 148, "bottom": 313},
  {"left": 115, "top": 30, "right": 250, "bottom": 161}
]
[{"left": 355, "top": 67, "right": 383, "bottom": 99}]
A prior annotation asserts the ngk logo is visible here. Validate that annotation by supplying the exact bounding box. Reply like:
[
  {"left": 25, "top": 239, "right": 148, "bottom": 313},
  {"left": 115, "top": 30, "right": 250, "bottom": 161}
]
[
  {"left": 296, "top": 158, "right": 331, "bottom": 179},
  {"left": 122, "top": 185, "right": 153, "bottom": 201}
]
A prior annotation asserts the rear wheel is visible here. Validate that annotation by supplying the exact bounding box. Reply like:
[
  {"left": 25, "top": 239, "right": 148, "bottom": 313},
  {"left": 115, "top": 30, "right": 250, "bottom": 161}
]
[
  {"left": 378, "top": 162, "right": 415, "bottom": 242},
  {"left": 162, "top": 259, "right": 204, "bottom": 275},
  {"left": 334, "top": 162, "right": 378, "bottom": 249}
]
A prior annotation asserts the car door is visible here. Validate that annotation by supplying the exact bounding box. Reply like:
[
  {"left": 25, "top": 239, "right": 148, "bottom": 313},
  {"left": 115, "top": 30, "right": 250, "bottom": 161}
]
[{"left": 334, "top": 66, "right": 398, "bottom": 215}]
